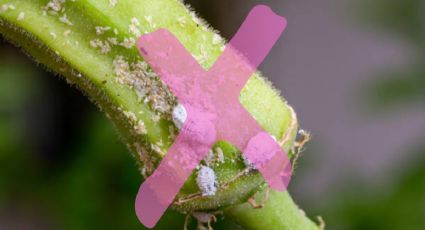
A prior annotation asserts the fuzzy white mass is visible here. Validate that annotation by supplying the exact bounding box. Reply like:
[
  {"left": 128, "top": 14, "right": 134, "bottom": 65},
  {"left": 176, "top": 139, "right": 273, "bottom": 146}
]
[
  {"left": 172, "top": 103, "right": 187, "bottom": 130},
  {"left": 196, "top": 166, "right": 217, "bottom": 196}
]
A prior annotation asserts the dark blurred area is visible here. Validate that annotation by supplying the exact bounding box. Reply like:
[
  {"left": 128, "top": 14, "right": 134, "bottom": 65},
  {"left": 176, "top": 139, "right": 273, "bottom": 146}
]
[{"left": 1, "top": 1, "right": 425, "bottom": 229}]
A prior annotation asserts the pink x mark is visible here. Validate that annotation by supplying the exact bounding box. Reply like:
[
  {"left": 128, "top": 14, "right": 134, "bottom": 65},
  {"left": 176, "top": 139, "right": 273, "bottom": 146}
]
[{"left": 135, "top": 5, "right": 291, "bottom": 228}]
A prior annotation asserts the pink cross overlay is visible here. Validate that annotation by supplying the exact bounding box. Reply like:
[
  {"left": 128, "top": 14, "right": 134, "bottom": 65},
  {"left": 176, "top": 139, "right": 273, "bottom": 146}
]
[{"left": 135, "top": 5, "right": 292, "bottom": 228}]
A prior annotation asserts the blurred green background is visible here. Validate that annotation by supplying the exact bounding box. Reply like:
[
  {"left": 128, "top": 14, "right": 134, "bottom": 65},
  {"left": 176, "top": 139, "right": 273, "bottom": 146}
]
[{"left": 1, "top": 1, "right": 425, "bottom": 229}]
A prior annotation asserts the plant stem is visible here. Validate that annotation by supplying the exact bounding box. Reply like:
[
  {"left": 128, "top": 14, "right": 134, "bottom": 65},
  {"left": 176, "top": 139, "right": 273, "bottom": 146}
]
[
  {"left": 0, "top": 0, "right": 320, "bottom": 229},
  {"left": 225, "top": 190, "right": 320, "bottom": 230}
]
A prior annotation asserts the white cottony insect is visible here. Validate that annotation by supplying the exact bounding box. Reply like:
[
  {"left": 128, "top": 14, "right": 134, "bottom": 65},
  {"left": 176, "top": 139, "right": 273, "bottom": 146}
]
[
  {"left": 196, "top": 166, "right": 217, "bottom": 196},
  {"left": 59, "top": 14, "right": 73, "bottom": 26},
  {"left": 204, "top": 149, "right": 215, "bottom": 166},
  {"left": 172, "top": 103, "right": 187, "bottom": 130}
]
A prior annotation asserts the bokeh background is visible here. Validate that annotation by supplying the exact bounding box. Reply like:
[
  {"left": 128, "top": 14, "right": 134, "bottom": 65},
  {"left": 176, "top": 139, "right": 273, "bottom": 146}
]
[{"left": 1, "top": 0, "right": 425, "bottom": 229}]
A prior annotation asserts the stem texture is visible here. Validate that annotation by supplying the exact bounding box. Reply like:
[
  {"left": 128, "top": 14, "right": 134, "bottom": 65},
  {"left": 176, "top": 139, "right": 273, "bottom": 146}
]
[{"left": 0, "top": 0, "right": 320, "bottom": 229}]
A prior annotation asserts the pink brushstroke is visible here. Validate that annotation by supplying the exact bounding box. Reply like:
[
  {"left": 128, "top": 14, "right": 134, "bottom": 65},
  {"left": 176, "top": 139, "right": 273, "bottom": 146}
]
[{"left": 135, "top": 5, "right": 291, "bottom": 228}]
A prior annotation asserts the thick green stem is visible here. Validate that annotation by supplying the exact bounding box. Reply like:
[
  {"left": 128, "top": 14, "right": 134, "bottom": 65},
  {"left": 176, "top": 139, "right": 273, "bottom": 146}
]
[
  {"left": 225, "top": 190, "right": 320, "bottom": 230},
  {"left": 0, "top": 0, "right": 320, "bottom": 229}
]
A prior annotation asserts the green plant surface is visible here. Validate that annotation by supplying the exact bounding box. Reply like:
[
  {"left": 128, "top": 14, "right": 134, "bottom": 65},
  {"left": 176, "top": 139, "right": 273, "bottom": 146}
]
[{"left": 0, "top": 0, "right": 319, "bottom": 229}]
